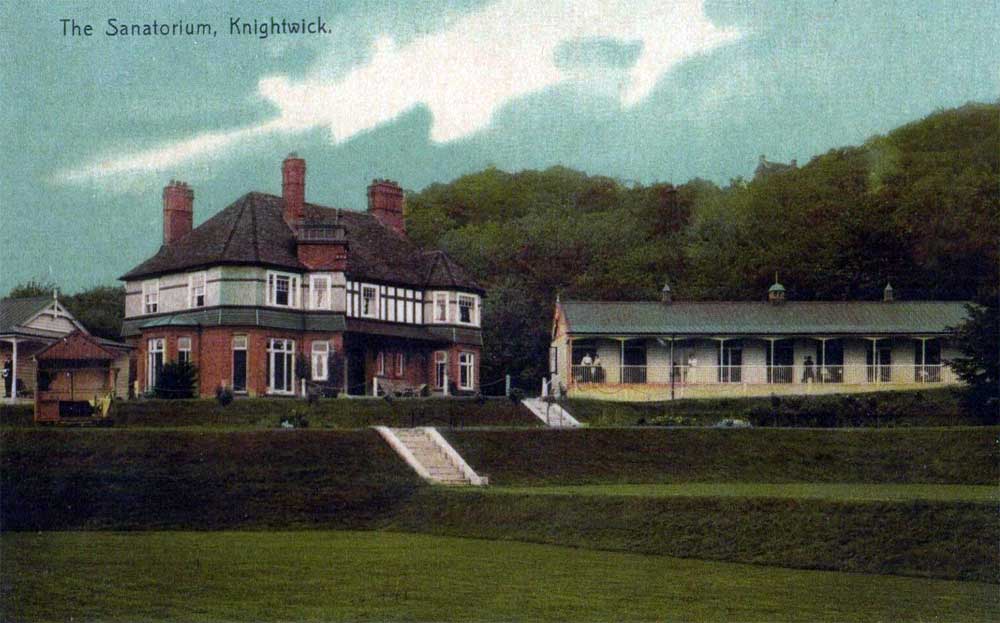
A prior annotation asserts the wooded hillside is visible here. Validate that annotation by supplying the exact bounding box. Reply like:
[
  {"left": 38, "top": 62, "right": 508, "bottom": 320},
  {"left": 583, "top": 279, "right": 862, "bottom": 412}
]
[{"left": 406, "top": 103, "right": 998, "bottom": 386}]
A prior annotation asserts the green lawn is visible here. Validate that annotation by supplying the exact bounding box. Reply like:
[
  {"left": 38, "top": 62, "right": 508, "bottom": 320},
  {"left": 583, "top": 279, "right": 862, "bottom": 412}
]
[
  {"left": 2, "top": 531, "right": 996, "bottom": 622},
  {"left": 488, "top": 482, "right": 1000, "bottom": 503}
]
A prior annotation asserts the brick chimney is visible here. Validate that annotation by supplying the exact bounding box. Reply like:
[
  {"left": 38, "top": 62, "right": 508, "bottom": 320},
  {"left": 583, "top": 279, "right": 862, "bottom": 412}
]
[
  {"left": 162, "top": 180, "right": 193, "bottom": 245},
  {"left": 367, "top": 179, "right": 405, "bottom": 236},
  {"left": 282, "top": 153, "right": 306, "bottom": 227}
]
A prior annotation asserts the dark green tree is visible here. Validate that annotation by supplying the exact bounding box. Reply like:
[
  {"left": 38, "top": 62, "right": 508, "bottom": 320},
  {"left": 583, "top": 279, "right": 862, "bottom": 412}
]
[
  {"left": 948, "top": 299, "right": 999, "bottom": 421},
  {"left": 154, "top": 362, "right": 198, "bottom": 399}
]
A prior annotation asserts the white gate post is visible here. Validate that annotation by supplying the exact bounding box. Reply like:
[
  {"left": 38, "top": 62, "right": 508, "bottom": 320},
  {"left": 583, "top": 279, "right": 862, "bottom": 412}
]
[{"left": 11, "top": 339, "right": 18, "bottom": 402}]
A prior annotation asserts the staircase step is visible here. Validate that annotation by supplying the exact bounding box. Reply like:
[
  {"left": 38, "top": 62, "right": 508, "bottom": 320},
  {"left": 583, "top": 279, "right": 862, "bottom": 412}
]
[{"left": 378, "top": 426, "right": 484, "bottom": 487}]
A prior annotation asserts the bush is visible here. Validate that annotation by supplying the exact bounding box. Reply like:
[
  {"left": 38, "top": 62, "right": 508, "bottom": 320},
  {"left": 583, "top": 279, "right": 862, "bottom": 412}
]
[
  {"left": 509, "top": 388, "right": 526, "bottom": 403},
  {"left": 154, "top": 362, "right": 197, "bottom": 399},
  {"left": 280, "top": 409, "right": 310, "bottom": 429},
  {"left": 215, "top": 385, "right": 234, "bottom": 407}
]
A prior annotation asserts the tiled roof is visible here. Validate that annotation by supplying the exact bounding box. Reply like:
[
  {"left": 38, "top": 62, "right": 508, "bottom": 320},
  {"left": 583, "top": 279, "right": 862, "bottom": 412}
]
[
  {"left": 120, "top": 192, "right": 482, "bottom": 292},
  {"left": 0, "top": 296, "right": 53, "bottom": 333},
  {"left": 560, "top": 300, "right": 971, "bottom": 336}
]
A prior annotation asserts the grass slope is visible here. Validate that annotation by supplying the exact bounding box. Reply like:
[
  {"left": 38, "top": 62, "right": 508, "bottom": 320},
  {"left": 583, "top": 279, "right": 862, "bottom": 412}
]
[
  {"left": 387, "top": 490, "right": 999, "bottom": 583},
  {"left": 3, "top": 531, "right": 996, "bottom": 622},
  {"left": 1, "top": 429, "right": 420, "bottom": 530},
  {"left": 0, "top": 397, "right": 540, "bottom": 429},
  {"left": 489, "top": 482, "right": 1000, "bottom": 503},
  {"left": 443, "top": 427, "right": 999, "bottom": 485}
]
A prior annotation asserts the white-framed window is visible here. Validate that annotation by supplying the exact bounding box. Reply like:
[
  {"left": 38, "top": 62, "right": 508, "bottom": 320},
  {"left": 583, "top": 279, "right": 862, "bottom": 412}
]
[
  {"left": 458, "top": 294, "right": 477, "bottom": 326},
  {"left": 377, "top": 351, "right": 386, "bottom": 376},
  {"left": 311, "top": 341, "right": 329, "bottom": 381},
  {"left": 459, "top": 352, "right": 475, "bottom": 390},
  {"left": 434, "top": 351, "right": 448, "bottom": 389},
  {"left": 395, "top": 352, "right": 404, "bottom": 377},
  {"left": 147, "top": 338, "right": 165, "bottom": 389},
  {"left": 434, "top": 292, "right": 448, "bottom": 323},
  {"left": 266, "top": 338, "right": 296, "bottom": 394},
  {"left": 143, "top": 280, "right": 159, "bottom": 314},
  {"left": 232, "top": 335, "right": 248, "bottom": 392},
  {"left": 310, "top": 274, "right": 332, "bottom": 310},
  {"left": 361, "top": 285, "right": 378, "bottom": 318},
  {"left": 177, "top": 337, "right": 192, "bottom": 365},
  {"left": 188, "top": 272, "right": 206, "bottom": 308},
  {"left": 266, "top": 271, "right": 300, "bottom": 308}
]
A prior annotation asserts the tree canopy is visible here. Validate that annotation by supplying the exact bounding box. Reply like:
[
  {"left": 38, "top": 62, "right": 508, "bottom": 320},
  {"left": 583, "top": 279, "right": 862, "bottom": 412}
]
[{"left": 406, "top": 102, "right": 999, "bottom": 387}]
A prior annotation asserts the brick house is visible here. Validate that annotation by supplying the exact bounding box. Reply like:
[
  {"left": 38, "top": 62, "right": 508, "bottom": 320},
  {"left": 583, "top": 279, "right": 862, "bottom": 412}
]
[{"left": 121, "top": 155, "right": 483, "bottom": 397}]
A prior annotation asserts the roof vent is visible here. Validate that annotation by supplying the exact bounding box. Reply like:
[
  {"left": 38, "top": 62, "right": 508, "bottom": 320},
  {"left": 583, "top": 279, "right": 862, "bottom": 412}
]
[
  {"left": 660, "top": 281, "right": 672, "bottom": 304},
  {"left": 768, "top": 273, "right": 785, "bottom": 304}
]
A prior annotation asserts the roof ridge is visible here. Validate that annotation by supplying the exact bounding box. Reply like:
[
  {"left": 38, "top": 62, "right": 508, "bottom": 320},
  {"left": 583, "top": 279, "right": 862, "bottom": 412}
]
[
  {"left": 220, "top": 196, "right": 246, "bottom": 259},
  {"left": 249, "top": 196, "right": 261, "bottom": 261}
]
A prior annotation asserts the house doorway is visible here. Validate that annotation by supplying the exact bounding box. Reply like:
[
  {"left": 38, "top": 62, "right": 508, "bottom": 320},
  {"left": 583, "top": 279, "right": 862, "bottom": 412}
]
[{"left": 346, "top": 348, "right": 366, "bottom": 396}]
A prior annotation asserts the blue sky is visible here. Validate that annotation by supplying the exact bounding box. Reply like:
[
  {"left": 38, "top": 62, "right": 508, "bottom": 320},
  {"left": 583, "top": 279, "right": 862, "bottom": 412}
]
[{"left": 1, "top": 0, "right": 997, "bottom": 293}]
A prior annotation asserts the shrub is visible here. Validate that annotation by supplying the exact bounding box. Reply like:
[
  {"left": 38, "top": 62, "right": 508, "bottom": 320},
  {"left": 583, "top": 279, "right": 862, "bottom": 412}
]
[
  {"left": 509, "top": 388, "right": 525, "bottom": 403},
  {"left": 154, "top": 362, "right": 197, "bottom": 399},
  {"left": 215, "top": 385, "right": 234, "bottom": 407}
]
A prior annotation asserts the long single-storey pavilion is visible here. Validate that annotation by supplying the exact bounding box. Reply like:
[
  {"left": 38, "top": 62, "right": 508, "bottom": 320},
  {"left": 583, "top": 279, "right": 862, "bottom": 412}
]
[{"left": 549, "top": 281, "right": 968, "bottom": 401}]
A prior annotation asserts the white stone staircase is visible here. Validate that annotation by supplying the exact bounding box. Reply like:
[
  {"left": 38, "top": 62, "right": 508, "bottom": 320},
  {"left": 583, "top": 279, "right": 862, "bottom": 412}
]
[
  {"left": 522, "top": 398, "right": 582, "bottom": 428},
  {"left": 375, "top": 426, "right": 487, "bottom": 486}
]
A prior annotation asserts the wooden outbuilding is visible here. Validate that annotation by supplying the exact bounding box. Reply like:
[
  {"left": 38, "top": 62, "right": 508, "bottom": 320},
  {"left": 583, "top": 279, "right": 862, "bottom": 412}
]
[{"left": 34, "top": 331, "right": 128, "bottom": 423}]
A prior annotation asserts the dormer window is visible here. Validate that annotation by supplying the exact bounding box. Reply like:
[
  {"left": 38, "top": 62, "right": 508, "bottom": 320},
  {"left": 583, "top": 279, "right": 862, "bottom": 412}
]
[
  {"left": 143, "top": 280, "right": 159, "bottom": 314},
  {"left": 267, "top": 271, "right": 300, "bottom": 308},
  {"left": 188, "top": 272, "right": 206, "bottom": 308}
]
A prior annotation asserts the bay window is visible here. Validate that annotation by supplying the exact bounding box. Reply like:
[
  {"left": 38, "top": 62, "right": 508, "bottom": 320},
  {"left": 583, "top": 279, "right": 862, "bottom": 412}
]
[
  {"left": 188, "top": 272, "right": 206, "bottom": 308},
  {"left": 143, "top": 280, "right": 159, "bottom": 314},
  {"left": 147, "top": 338, "right": 164, "bottom": 389},
  {"left": 434, "top": 351, "right": 448, "bottom": 389},
  {"left": 458, "top": 294, "right": 477, "bottom": 326},
  {"left": 459, "top": 352, "right": 475, "bottom": 390},
  {"left": 232, "top": 335, "right": 248, "bottom": 392},
  {"left": 266, "top": 338, "right": 296, "bottom": 394},
  {"left": 177, "top": 337, "right": 192, "bottom": 364},
  {"left": 267, "top": 271, "right": 300, "bottom": 308},
  {"left": 361, "top": 285, "right": 378, "bottom": 318},
  {"left": 434, "top": 292, "right": 448, "bottom": 323},
  {"left": 311, "top": 341, "right": 329, "bottom": 381},
  {"left": 310, "top": 274, "right": 332, "bottom": 310}
]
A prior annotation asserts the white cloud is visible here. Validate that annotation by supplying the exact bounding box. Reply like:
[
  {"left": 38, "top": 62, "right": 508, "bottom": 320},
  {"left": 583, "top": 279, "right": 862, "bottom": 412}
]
[{"left": 56, "top": 0, "right": 739, "bottom": 188}]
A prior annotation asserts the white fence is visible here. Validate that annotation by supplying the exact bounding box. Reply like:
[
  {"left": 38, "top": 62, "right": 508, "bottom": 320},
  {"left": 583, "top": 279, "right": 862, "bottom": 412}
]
[{"left": 571, "top": 364, "right": 957, "bottom": 386}]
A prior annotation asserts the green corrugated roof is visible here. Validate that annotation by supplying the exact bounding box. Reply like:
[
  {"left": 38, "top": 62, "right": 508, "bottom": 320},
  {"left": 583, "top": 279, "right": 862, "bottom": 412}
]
[
  {"left": 122, "top": 308, "right": 348, "bottom": 336},
  {"left": 561, "top": 300, "right": 970, "bottom": 336}
]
